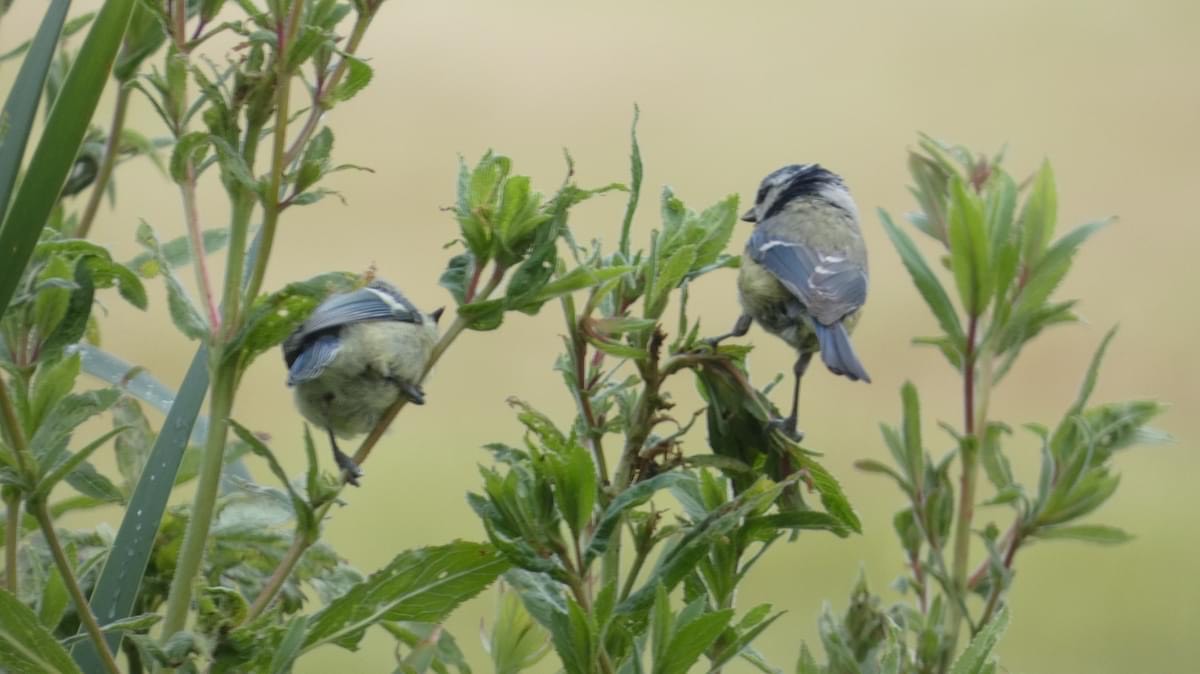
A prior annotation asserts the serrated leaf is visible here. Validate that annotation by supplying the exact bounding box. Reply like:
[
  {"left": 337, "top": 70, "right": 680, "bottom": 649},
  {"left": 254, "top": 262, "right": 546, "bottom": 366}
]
[
  {"left": 302, "top": 542, "right": 509, "bottom": 652},
  {"left": 656, "top": 609, "right": 733, "bottom": 674},
  {"left": 126, "top": 229, "right": 229, "bottom": 277},
  {"left": 0, "top": 588, "right": 82, "bottom": 674},
  {"left": 585, "top": 472, "right": 696, "bottom": 563},
  {"left": 332, "top": 55, "right": 373, "bottom": 103},
  {"left": 949, "top": 606, "right": 1009, "bottom": 674},
  {"left": 1019, "top": 161, "right": 1056, "bottom": 265}
]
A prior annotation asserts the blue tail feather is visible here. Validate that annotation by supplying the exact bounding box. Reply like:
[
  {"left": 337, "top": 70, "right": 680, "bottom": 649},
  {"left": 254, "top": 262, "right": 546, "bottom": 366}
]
[{"left": 813, "top": 322, "right": 870, "bottom": 383}]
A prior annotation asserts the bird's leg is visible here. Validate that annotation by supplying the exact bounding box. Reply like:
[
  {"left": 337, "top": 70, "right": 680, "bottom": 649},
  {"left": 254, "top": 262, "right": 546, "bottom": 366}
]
[
  {"left": 328, "top": 428, "right": 363, "bottom": 486},
  {"left": 771, "top": 351, "right": 813, "bottom": 442},
  {"left": 705, "top": 314, "right": 753, "bottom": 347}
]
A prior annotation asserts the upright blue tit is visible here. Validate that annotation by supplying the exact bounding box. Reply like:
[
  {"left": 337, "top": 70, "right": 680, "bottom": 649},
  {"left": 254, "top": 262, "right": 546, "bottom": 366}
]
[
  {"left": 282, "top": 280, "right": 442, "bottom": 485},
  {"left": 711, "top": 164, "right": 870, "bottom": 439}
]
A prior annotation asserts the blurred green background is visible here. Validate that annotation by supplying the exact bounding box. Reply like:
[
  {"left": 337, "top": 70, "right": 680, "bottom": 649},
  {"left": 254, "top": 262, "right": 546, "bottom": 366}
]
[{"left": 4, "top": 0, "right": 1199, "bottom": 671}]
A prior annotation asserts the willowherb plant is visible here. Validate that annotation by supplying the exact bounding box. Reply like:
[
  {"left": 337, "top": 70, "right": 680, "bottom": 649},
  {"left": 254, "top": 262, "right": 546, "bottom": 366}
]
[
  {"left": 794, "top": 137, "right": 1167, "bottom": 674},
  {"left": 0, "top": 2, "right": 1163, "bottom": 673}
]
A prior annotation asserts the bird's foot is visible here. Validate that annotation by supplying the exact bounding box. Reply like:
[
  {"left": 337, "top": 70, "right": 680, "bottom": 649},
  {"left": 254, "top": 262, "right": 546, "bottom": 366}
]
[
  {"left": 334, "top": 447, "right": 363, "bottom": 487},
  {"left": 397, "top": 380, "right": 426, "bottom": 405},
  {"left": 769, "top": 416, "right": 805, "bottom": 443}
]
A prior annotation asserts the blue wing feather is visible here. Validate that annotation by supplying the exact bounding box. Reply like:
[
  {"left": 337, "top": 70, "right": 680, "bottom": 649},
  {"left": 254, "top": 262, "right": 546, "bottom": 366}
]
[
  {"left": 287, "top": 333, "right": 341, "bottom": 385},
  {"left": 748, "top": 227, "right": 866, "bottom": 325}
]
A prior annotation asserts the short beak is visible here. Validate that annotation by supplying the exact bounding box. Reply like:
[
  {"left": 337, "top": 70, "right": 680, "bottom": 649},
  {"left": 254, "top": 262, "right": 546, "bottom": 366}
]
[
  {"left": 431, "top": 307, "right": 445, "bottom": 324},
  {"left": 740, "top": 207, "right": 757, "bottom": 223}
]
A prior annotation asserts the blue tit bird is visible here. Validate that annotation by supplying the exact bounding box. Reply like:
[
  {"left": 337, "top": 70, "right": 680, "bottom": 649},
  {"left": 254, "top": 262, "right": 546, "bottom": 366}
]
[
  {"left": 282, "top": 280, "right": 442, "bottom": 485},
  {"left": 710, "top": 164, "right": 870, "bottom": 439}
]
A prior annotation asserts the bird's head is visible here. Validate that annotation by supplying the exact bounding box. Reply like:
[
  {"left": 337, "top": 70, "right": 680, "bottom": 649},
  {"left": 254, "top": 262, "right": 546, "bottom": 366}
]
[{"left": 742, "top": 164, "right": 855, "bottom": 223}]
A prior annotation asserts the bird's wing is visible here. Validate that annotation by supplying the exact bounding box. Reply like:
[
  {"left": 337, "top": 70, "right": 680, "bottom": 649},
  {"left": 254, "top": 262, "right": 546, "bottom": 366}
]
[
  {"left": 747, "top": 226, "right": 866, "bottom": 325},
  {"left": 287, "top": 332, "right": 341, "bottom": 385},
  {"left": 299, "top": 287, "right": 422, "bottom": 335}
]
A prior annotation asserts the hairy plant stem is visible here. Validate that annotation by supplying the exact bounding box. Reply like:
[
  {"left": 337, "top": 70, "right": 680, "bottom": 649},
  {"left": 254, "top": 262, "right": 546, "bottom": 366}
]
[
  {"left": 562, "top": 297, "right": 608, "bottom": 484},
  {"left": 0, "top": 376, "right": 32, "bottom": 477},
  {"left": 160, "top": 360, "right": 237, "bottom": 639},
  {"left": 281, "top": 10, "right": 374, "bottom": 167},
  {"left": 243, "top": 2, "right": 303, "bottom": 304},
  {"left": 947, "top": 314, "right": 982, "bottom": 665},
  {"left": 31, "top": 498, "right": 122, "bottom": 674},
  {"left": 3, "top": 492, "right": 17, "bottom": 593},
  {"left": 241, "top": 266, "right": 506, "bottom": 621},
  {"left": 76, "top": 85, "right": 131, "bottom": 239},
  {"left": 183, "top": 162, "right": 222, "bottom": 330},
  {"left": 244, "top": 532, "right": 307, "bottom": 621},
  {"left": 978, "top": 527, "right": 1023, "bottom": 629}
]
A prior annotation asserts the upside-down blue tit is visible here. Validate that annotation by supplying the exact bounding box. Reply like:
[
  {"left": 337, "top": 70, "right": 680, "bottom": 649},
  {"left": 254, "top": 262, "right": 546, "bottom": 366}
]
[
  {"left": 711, "top": 164, "right": 871, "bottom": 439},
  {"left": 282, "top": 280, "right": 442, "bottom": 485}
]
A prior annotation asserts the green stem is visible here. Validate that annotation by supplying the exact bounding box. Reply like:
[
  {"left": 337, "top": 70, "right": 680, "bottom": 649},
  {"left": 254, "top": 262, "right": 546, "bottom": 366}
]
[
  {"left": 3, "top": 492, "right": 18, "bottom": 594},
  {"left": 182, "top": 161, "right": 221, "bottom": 330},
  {"left": 31, "top": 499, "right": 121, "bottom": 674},
  {"left": 281, "top": 10, "right": 373, "bottom": 167},
  {"left": 243, "top": 0, "right": 303, "bottom": 303},
  {"left": 160, "top": 362, "right": 237, "bottom": 639},
  {"left": 947, "top": 315, "right": 981, "bottom": 665},
  {"left": 75, "top": 85, "right": 131, "bottom": 239},
  {"left": 244, "top": 534, "right": 306, "bottom": 621},
  {"left": 618, "top": 535, "right": 649, "bottom": 601}
]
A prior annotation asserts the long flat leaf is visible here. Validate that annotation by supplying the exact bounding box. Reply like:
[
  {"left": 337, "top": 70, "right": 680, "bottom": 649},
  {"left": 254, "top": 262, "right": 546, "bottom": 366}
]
[
  {"left": 302, "top": 541, "right": 509, "bottom": 652},
  {"left": 0, "top": 0, "right": 70, "bottom": 222},
  {"left": 879, "top": 209, "right": 964, "bottom": 343},
  {"left": 0, "top": 0, "right": 137, "bottom": 316},
  {"left": 0, "top": 588, "right": 82, "bottom": 674},
  {"left": 73, "top": 347, "right": 209, "bottom": 669}
]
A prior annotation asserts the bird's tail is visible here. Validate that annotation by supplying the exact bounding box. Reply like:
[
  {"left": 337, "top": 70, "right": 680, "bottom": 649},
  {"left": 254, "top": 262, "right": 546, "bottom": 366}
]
[{"left": 813, "top": 322, "right": 871, "bottom": 383}]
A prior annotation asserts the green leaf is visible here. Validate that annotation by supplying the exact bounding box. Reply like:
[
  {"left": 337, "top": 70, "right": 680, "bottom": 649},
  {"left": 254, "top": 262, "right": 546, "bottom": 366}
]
[
  {"left": 1030, "top": 524, "right": 1133, "bottom": 545},
  {"left": 37, "top": 562, "right": 69, "bottom": 631},
  {"left": 743, "top": 511, "right": 850, "bottom": 538},
  {"left": 230, "top": 271, "right": 359, "bottom": 367},
  {"left": 656, "top": 609, "right": 733, "bottom": 674},
  {"left": 1018, "top": 161, "right": 1057, "bottom": 266},
  {"left": 169, "top": 131, "right": 210, "bottom": 183},
  {"left": 1049, "top": 326, "right": 1118, "bottom": 460},
  {"left": 548, "top": 440, "right": 597, "bottom": 540},
  {"left": 619, "top": 104, "right": 642, "bottom": 256},
  {"left": 112, "top": 397, "right": 154, "bottom": 493},
  {"left": 879, "top": 209, "right": 964, "bottom": 342},
  {"left": 795, "top": 643, "right": 822, "bottom": 674},
  {"left": 488, "top": 588, "right": 550, "bottom": 674},
  {"left": 332, "top": 55, "right": 373, "bottom": 103},
  {"left": 29, "top": 352, "right": 81, "bottom": 433},
  {"left": 32, "top": 255, "right": 74, "bottom": 340},
  {"left": 30, "top": 388, "right": 120, "bottom": 460},
  {"left": 949, "top": 606, "right": 1009, "bottom": 674},
  {"left": 230, "top": 420, "right": 313, "bottom": 533},
  {"left": 647, "top": 244, "right": 697, "bottom": 318},
  {"left": 946, "top": 178, "right": 991, "bottom": 317},
  {"left": 585, "top": 472, "right": 697, "bottom": 563},
  {"left": 439, "top": 252, "right": 474, "bottom": 305},
  {"left": 267, "top": 617, "right": 307, "bottom": 674},
  {"left": 303, "top": 542, "right": 509, "bottom": 652},
  {"left": 0, "top": 588, "right": 82, "bottom": 674},
  {"left": 113, "top": 3, "right": 167, "bottom": 82},
  {"left": 0, "top": 0, "right": 71, "bottom": 233},
  {"left": 528, "top": 265, "right": 633, "bottom": 307},
  {"left": 73, "top": 348, "right": 208, "bottom": 669},
  {"left": 38, "top": 426, "right": 126, "bottom": 499},
  {"left": 136, "top": 222, "right": 208, "bottom": 339},
  {"left": 900, "top": 381, "right": 925, "bottom": 494}
]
